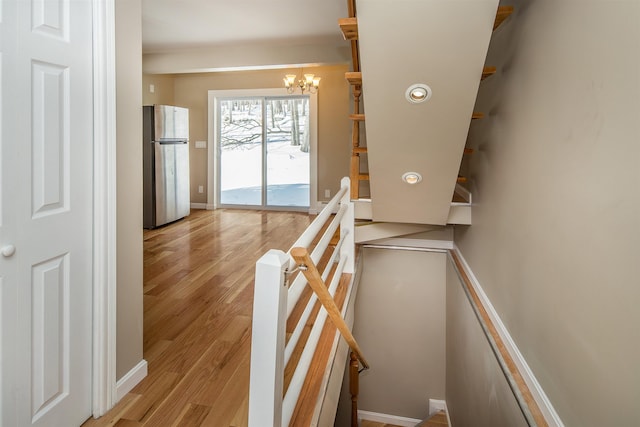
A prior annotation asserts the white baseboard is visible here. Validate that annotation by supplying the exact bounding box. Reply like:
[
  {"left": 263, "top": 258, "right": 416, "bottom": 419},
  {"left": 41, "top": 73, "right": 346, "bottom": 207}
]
[
  {"left": 358, "top": 410, "right": 422, "bottom": 427},
  {"left": 428, "top": 399, "right": 446, "bottom": 416},
  {"left": 115, "top": 359, "right": 147, "bottom": 402},
  {"left": 190, "top": 203, "right": 207, "bottom": 209},
  {"left": 452, "top": 246, "right": 564, "bottom": 427}
]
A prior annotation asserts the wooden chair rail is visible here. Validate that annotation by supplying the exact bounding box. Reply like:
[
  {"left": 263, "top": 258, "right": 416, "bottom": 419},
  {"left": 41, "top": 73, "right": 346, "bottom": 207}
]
[{"left": 450, "top": 250, "right": 548, "bottom": 427}]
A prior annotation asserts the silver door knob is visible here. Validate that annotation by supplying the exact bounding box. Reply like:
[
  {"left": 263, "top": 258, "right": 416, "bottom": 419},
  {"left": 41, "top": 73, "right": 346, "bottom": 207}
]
[{"left": 1, "top": 245, "right": 16, "bottom": 257}]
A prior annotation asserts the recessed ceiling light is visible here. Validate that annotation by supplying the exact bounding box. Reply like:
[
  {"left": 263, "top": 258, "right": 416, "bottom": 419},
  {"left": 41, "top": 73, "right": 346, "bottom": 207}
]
[
  {"left": 402, "top": 172, "right": 422, "bottom": 184},
  {"left": 405, "top": 84, "right": 432, "bottom": 104}
]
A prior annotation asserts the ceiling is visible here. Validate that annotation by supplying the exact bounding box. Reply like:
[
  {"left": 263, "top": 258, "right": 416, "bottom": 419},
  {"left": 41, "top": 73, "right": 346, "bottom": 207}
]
[{"left": 141, "top": 0, "right": 349, "bottom": 53}]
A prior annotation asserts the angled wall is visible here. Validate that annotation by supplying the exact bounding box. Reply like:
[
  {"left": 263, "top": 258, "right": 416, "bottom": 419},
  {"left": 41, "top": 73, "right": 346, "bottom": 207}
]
[
  {"left": 455, "top": 0, "right": 640, "bottom": 425},
  {"left": 445, "top": 259, "right": 527, "bottom": 426}
]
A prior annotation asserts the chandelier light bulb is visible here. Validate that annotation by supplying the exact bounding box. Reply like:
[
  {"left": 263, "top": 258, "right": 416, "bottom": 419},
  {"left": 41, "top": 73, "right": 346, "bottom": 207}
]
[{"left": 283, "top": 71, "right": 320, "bottom": 94}]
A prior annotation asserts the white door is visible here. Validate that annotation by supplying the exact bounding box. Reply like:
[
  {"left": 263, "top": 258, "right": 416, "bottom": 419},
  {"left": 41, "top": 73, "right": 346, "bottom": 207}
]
[{"left": 1, "top": 0, "right": 94, "bottom": 426}]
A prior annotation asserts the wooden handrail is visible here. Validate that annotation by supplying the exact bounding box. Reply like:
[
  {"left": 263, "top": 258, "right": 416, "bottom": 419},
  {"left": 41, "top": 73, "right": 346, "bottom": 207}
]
[
  {"left": 450, "top": 250, "right": 548, "bottom": 427},
  {"left": 290, "top": 247, "right": 370, "bottom": 369}
]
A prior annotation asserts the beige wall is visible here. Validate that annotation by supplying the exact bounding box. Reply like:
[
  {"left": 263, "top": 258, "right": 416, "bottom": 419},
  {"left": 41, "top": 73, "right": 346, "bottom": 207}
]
[
  {"left": 169, "top": 65, "right": 351, "bottom": 204},
  {"left": 115, "top": 0, "right": 144, "bottom": 380},
  {"left": 142, "top": 43, "right": 350, "bottom": 75},
  {"left": 445, "top": 260, "right": 527, "bottom": 427},
  {"left": 348, "top": 248, "right": 447, "bottom": 420},
  {"left": 142, "top": 74, "right": 175, "bottom": 105},
  {"left": 455, "top": 0, "right": 640, "bottom": 425}
]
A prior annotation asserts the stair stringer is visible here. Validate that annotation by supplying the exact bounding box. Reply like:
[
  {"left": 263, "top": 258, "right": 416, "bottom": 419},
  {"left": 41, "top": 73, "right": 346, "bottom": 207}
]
[{"left": 356, "top": 0, "right": 499, "bottom": 225}]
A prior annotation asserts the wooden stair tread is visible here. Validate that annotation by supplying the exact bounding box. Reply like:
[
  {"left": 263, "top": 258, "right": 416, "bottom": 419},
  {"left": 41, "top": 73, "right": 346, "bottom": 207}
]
[
  {"left": 457, "top": 176, "right": 468, "bottom": 183},
  {"left": 494, "top": 5, "right": 514, "bottom": 30},
  {"left": 481, "top": 66, "right": 497, "bottom": 80},
  {"left": 452, "top": 191, "right": 467, "bottom": 203},
  {"left": 361, "top": 421, "right": 404, "bottom": 427},
  {"left": 349, "top": 113, "right": 365, "bottom": 121},
  {"left": 416, "top": 410, "right": 449, "bottom": 427},
  {"left": 359, "top": 173, "right": 370, "bottom": 180},
  {"left": 338, "top": 17, "right": 358, "bottom": 40},
  {"left": 288, "top": 272, "right": 353, "bottom": 426},
  {"left": 464, "top": 147, "right": 474, "bottom": 155},
  {"left": 345, "top": 71, "right": 362, "bottom": 85},
  {"left": 471, "top": 112, "right": 484, "bottom": 120}
]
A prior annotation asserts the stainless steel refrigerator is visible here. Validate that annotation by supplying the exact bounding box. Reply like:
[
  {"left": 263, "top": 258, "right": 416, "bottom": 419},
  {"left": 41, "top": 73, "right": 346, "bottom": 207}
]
[{"left": 143, "top": 105, "right": 190, "bottom": 229}]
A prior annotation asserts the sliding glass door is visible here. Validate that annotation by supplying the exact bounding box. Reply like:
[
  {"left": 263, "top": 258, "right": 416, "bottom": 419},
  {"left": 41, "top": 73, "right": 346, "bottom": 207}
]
[
  {"left": 219, "top": 99, "right": 263, "bottom": 206},
  {"left": 218, "top": 96, "right": 310, "bottom": 209}
]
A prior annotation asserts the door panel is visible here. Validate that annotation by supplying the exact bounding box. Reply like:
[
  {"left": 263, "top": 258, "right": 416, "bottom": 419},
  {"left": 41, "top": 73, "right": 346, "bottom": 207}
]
[
  {"left": 31, "top": 254, "right": 69, "bottom": 421},
  {"left": 1, "top": 0, "right": 93, "bottom": 426},
  {"left": 265, "top": 98, "right": 310, "bottom": 207},
  {"left": 31, "top": 60, "right": 69, "bottom": 217},
  {"left": 219, "top": 99, "right": 263, "bottom": 206}
]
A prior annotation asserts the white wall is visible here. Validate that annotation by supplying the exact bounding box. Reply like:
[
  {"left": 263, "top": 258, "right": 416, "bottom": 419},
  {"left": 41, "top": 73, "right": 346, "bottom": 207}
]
[
  {"left": 348, "top": 247, "right": 447, "bottom": 420},
  {"left": 167, "top": 66, "right": 351, "bottom": 205},
  {"left": 115, "top": 0, "right": 144, "bottom": 380},
  {"left": 142, "top": 43, "right": 350, "bottom": 74},
  {"left": 455, "top": 0, "right": 640, "bottom": 425},
  {"left": 445, "top": 259, "right": 527, "bottom": 427}
]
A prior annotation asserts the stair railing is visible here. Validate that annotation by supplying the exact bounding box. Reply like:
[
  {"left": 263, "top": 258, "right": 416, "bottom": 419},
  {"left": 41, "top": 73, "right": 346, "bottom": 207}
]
[{"left": 249, "top": 177, "right": 367, "bottom": 427}]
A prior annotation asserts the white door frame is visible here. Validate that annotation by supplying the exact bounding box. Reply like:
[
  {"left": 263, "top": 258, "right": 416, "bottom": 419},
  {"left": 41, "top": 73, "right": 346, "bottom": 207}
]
[
  {"left": 91, "top": 0, "right": 118, "bottom": 418},
  {"left": 206, "top": 88, "right": 320, "bottom": 213}
]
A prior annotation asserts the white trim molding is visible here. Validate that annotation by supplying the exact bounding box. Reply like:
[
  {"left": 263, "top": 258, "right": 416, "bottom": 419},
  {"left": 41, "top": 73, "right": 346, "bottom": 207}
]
[
  {"left": 190, "top": 202, "right": 207, "bottom": 210},
  {"left": 115, "top": 360, "right": 148, "bottom": 402},
  {"left": 207, "top": 88, "right": 319, "bottom": 212},
  {"left": 451, "top": 246, "right": 565, "bottom": 427},
  {"left": 92, "top": 0, "right": 117, "bottom": 418}
]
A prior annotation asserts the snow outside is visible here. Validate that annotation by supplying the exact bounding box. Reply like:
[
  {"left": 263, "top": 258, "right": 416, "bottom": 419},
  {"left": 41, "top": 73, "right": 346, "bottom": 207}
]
[{"left": 219, "top": 97, "right": 310, "bottom": 207}]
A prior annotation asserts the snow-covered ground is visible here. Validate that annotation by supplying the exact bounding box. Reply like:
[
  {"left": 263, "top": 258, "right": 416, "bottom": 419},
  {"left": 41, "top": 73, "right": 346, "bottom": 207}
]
[
  {"left": 219, "top": 99, "right": 310, "bottom": 207},
  {"left": 220, "top": 140, "right": 309, "bottom": 191}
]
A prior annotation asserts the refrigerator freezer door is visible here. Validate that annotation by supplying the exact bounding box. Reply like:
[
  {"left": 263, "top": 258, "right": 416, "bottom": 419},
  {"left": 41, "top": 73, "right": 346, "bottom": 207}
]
[
  {"left": 154, "top": 142, "right": 190, "bottom": 226},
  {"left": 154, "top": 105, "right": 189, "bottom": 141}
]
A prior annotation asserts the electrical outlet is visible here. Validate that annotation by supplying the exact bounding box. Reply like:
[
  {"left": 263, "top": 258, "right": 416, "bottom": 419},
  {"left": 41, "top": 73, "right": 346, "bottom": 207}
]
[
  {"left": 149, "top": 84, "right": 155, "bottom": 93},
  {"left": 198, "top": 185, "right": 204, "bottom": 193},
  {"left": 195, "top": 140, "right": 207, "bottom": 149},
  {"left": 324, "top": 189, "right": 331, "bottom": 198}
]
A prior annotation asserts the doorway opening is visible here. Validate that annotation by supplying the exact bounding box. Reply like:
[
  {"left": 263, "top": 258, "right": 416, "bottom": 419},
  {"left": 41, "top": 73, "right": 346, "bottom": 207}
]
[{"left": 208, "top": 89, "right": 318, "bottom": 212}]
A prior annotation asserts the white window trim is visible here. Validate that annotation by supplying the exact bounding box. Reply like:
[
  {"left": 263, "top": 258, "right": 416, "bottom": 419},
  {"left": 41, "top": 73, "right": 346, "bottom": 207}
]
[{"left": 207, "top": 88, "right": 319, "bottom": 213}]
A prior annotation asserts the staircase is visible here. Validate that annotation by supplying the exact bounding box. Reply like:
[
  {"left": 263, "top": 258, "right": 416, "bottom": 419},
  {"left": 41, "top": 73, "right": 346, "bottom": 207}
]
[
  {"left": 339, "top": 0, "right": 513, "bottom": 226},
  {"left": 360, "top": 410, "right": 449, "bottom": 427}
]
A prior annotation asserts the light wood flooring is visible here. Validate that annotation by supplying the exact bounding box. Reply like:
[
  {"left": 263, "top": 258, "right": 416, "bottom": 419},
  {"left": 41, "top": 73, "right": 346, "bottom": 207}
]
[{"left": 83, "top": 209, "right": 313, "bottom": 427}]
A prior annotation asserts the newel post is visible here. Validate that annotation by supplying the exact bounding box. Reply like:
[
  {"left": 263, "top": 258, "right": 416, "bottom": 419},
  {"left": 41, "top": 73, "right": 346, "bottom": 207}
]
[
  {"left": 248, "top": 249, "right": 289, "bottom": 427},
  {"left": 340, "top": 176, "right": 355, "bottom": 274}
]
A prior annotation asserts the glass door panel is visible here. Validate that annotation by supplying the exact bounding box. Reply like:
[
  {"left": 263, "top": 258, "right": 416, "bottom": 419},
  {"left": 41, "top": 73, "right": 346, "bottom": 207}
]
[
  {"left": 219, "top": 99, "right": 263, "bottom": 206},
  {"left": 265, "top": 98, "right": 310, "bottom": 207}
]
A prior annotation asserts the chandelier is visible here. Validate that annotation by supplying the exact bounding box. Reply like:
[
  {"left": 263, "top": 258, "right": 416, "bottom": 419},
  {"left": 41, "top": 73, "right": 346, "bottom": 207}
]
[{"left": 283, "top": 72, "right": 320, "bottom": 94}]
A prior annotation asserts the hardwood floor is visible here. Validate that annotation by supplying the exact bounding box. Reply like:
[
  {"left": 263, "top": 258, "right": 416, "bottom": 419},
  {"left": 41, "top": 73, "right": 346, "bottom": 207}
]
[{"left": 83, "top": 209, "right": 313, "bottom": 427}]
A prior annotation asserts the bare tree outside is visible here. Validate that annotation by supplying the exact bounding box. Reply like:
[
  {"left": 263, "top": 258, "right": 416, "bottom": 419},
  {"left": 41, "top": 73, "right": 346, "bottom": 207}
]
[{"left": 219, "top": 96, "right": 310, "bottom": 207}]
